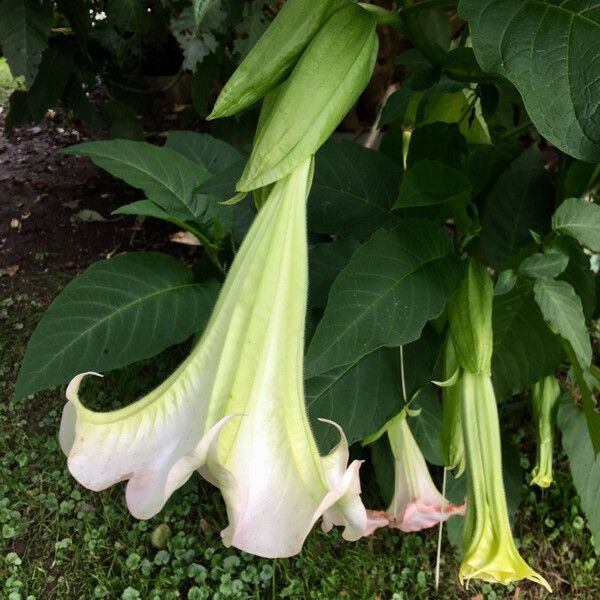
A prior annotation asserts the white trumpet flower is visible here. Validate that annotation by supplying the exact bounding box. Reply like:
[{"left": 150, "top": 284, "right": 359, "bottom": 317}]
[{"left": 60, "top": 157, "right": 382, "bottom": 558}]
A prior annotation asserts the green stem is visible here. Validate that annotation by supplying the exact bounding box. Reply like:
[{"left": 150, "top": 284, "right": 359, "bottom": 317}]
[{"left": 498, "top": 119, "right": 533, "bottom": 141}]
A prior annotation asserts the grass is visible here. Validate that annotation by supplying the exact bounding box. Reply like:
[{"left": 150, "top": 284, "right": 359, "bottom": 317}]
[
  {"left": 0, "top": 58, "right": 20, "bottom": 107},
  {"left": 1, "top": 273, "right": 599, "bottom": 600}
]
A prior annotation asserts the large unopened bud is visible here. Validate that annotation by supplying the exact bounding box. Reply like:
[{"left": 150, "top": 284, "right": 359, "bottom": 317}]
[
  {"left": 449, "top": 260, "right": 493, "bottom": 376},
  {"left": 237, "top": 2, "right": 378, "bottom": 191},
  {"left": 209, "top": 0, "right": 349, "bottom": 119}
]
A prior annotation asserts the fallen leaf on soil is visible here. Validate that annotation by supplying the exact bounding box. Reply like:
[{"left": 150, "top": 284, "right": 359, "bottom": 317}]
[{"left": 0, "top": 265, "right": 19, "bottom": 277}]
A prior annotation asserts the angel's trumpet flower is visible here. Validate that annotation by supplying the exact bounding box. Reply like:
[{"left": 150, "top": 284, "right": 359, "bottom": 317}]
[
  {"left": 531, "top": 375, "right": 560, "bottom": 488},
  {"left": 365, "top": 410, "right": 465, "bottom": 532},
  {"left": 450, "top": 261, "right": 551, "bottom": 591},
  {"left": 59, "top": 158, "right": 380, "bottom": 558}
]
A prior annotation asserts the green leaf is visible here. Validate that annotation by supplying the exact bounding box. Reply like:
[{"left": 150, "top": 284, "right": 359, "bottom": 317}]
[
  {"left": 558, "top": 399, "right": 600, "bottom": 550},
  {"left": 165, "top": 131, "right": 242, "bottom": 173},
  {"left": 461, "top": 0, "right": 600, "bottom": 161},
  {"left": 394, "top": 159, "right": 471, "bottom": 209},
  {"left": 57, "top": 0, "right": 90, "bottom": 46},
  {"left": 533, "top": 278, "right": 592, "bottom": 369},
  {"left": 407, "top": 122, "right": 467, "bottom": 169},
  {"left": 27, "top": 41, "right": 74, "bottom": 120},
  {"left": 196, "top": 159, "right": 247, "bottom": 201},
  {"left": 305, "top": 220, "right": 461, "bottom": 377},
  {"left": 308, "top": 239, "right": 360, "bottom": 310},
  {"left": 408, "top": 385, "right": 443, "bottom": 466},
  {"left": 308, "top": 140, "right": 401, "bottom": 237},
  {"left": 552, "top": 197, "right": 600, "bottom": 252},
  {"left": 519, "top": 252, "right": 569, "bottom": 279},
  {"left": 492, "top": 285, "right": 563, "bottom": 400},
  {"left": 14, "top": 252, "right": 219, "bottom": 400},
  {"left": 112, "top": 200, "right": 208, "bottom": 239},
  {"left": 380, "top": 77, "right": 413, "bottom": 126},
  {"left": 307, "top": 347, "right": 402, "bottom": 453},
  {"left": 564, "top": 349, "right": 600, "bottom": 453},
  {"left": 0, "top": 0, "right": 52, "bottom": 86},
  {"left": 481, "top": 146, "right": 553, "bottom": 267},
  {"left": 61, "top": 141, "right": 213, "bottom": 223},
  {"left": 107, "top": 0, "right": 148, "bottom": 33},
  {"left": 558, "top": 238, "right": 597, "bottom": 319}
]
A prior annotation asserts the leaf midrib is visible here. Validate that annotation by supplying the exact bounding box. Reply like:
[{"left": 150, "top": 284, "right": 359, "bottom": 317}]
[{"left": 25, "top": 282, "right": 200, "bottom": 379}]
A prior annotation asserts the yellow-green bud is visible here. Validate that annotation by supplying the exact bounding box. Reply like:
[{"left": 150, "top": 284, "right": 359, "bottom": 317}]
[
  {"left": 449, "top": 260, "right": 493, "bottom": 376},
  {"left": 208, "top": 0, "right": 350, "bottom": 120},
  {"left": 237, "top": 3, "right": 378, "bottom": 191},
  {"left": 531, "top": 375, "right": 561, "bottom": 488}
]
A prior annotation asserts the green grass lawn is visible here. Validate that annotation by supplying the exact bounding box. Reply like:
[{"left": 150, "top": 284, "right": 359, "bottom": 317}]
[{"left": 1, "top": 274, "right": 598, "bottom": 600}]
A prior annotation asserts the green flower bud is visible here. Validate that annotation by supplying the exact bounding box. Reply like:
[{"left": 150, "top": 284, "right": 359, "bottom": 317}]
[
  {"left": 237, "top": 3, "right": 378, "bottom": 191},
  {"left": 531, "top": 375, "right": 561, "bottom": 488},
  {"left": 439, "top": 336, "right": 465, "bottom": 477},
  {"left": 449, "top": 260, "right": 493, "bottom": 376},
  {"left": 208, "top": 0, "right": 350, "bottom": 120}
]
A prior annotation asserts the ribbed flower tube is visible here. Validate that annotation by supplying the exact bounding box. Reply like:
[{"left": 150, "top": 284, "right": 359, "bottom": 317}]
[{"left": 60, "top": 158, "right": 380, "bottom": 558}]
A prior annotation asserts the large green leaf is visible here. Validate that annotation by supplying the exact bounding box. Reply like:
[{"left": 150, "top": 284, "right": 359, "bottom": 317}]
[
  {"left": 308, "top": 140, "right": 401, "bottom": 237},
  {"left": 27, "top": 41, "right": 74, "bottom": 119},
  {"left": 107, "top": 0, "right": 148, "bottom": 33},
  {"left": 564, "top": 349, "right": 600, "bottom": 453},
  {"left": 407, "top": 385, "right": 443, "bottom": 466},
  {"left": 14, "top": 252, "right": 219, "bottom": 400},
  {"left": 61, "top": 141, "right": 213, "bottom": 223},
  {"left": 305, "top": 220, "right": 461, "bottom": 377},
  {"left": 307, "top": 347, "right": 402, "bottom": 453},
  {"left": 558, "top": 399, "right": 600, "bottom": 552},
  {"left": 552, "top": 197, "right": 600, "bottom": 252},
  {"left": 481, "top": 146, "right": 553, "bottom": 268},
  {"left": 558, "top": 238, "right": 597, "bottom": 319},
  {"left": 0, "top": 0, "right": 52, "bottom": 86},
  {"left": 460, "top": 0, "right": 600, "bottom": 161},
  {"left": 307, "top": 327, "right": 441, "bottom": 452},
  {"left": 533, "top": 278, "right": 592, "bottom": 369},
  {"left": 492, "top": 285, "right": 563, "bottom": 400},
  {"left": 395, "top": 159, "right": 472, "bottom": 209},
  {"left": 165, "top": 131, "right": 242, "bottom": 172},
  {"left": 308, "top": 239, "right": 360, "bottom": 310}
]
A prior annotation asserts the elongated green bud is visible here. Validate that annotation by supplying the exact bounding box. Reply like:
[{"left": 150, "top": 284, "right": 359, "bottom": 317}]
[
  {"left": 439, "top": 336, "right": 465, "bottom": 477},
  {"left": 208, "top": 0, "right": 350, "bottom": 120},
  {"left": 449, "top": 260, "right": 493, "bottom": 376},
  {"left": 237, "top": 3, "right": 378, "bottom": 191},
  {"left": 531, "top": 375, "right": 560, "bottom": 488}
]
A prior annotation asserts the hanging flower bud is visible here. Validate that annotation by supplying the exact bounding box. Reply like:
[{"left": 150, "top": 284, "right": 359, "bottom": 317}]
[
  {"left": 449, "top": 260, "right": 493, "bottom": 376},
  {"left": 236, "top": 3, "right": 379, "bottom": 191},
  {"left": 439, "top": 336, "right": 465, "bottom": 477},
  {"left": 209, "top": 0, "right": 349, "bottom": 120},
  {"left": 531, "top": 375, "right": 561, "bottom": 488}
]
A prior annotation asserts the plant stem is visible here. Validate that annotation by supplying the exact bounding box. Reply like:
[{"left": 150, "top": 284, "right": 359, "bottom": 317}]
[{"left": 498, "top": 119, "right": 533, "bottom": 141}]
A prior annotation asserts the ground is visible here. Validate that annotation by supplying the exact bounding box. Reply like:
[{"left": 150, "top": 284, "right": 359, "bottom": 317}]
[{"left": 1, "top": 60, "right": 599, "bottom": 600}]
